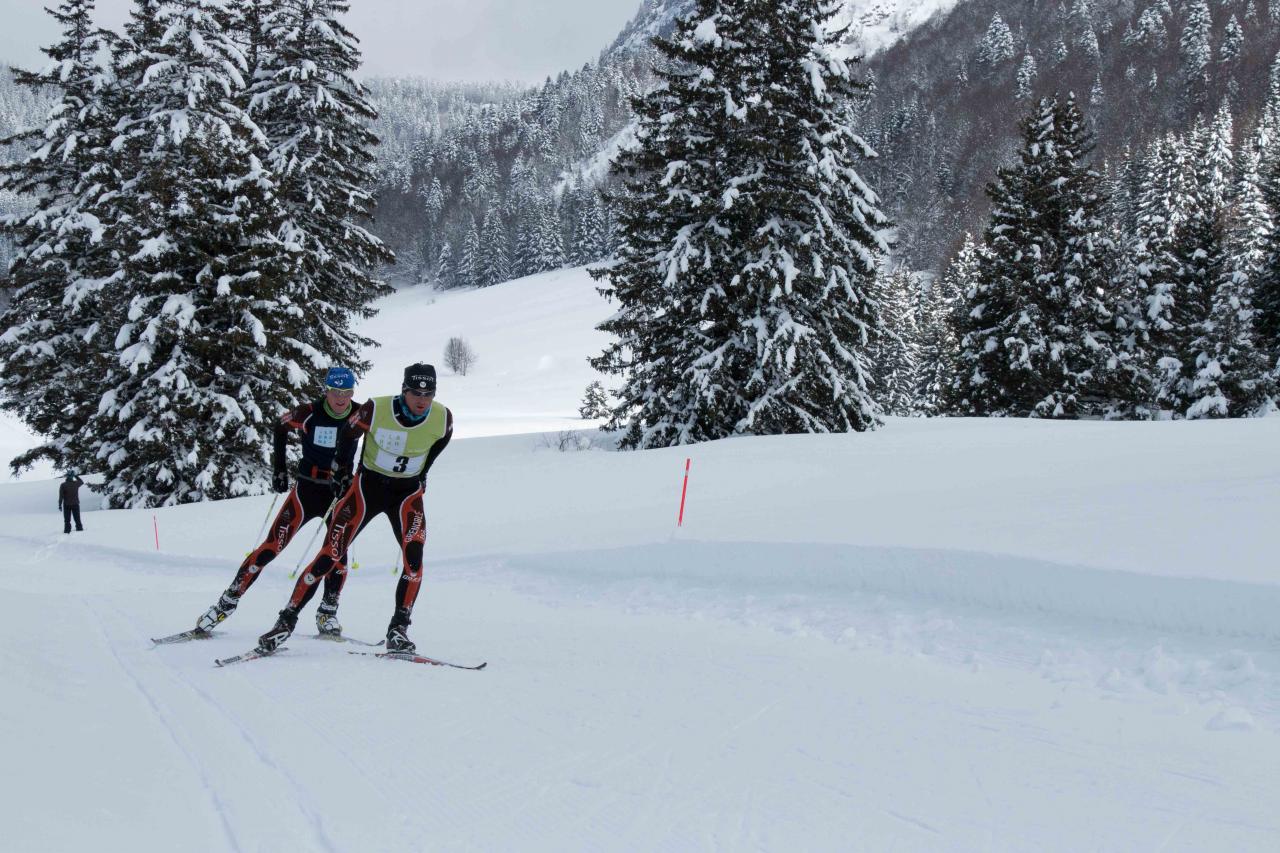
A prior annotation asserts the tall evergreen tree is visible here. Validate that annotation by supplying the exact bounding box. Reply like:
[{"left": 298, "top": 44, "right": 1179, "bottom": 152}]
[
  {"left": 1178, "top": 0, "right": 1212, "bottom": 118},
  {"left": 922, "top": 235, "right": 978, "bottom": 415},
  {"left": 512, "top": 194, "right": 541, "bottom": 278},
  {"left": 575, "top": 193, "right": 608, "bottom": 264},
  {"left": 1255, "top": 64, "right": 1280, "bottom": 373},
  {"left": 873, "top": 266, "right": 920, "bottom": 416},
  {"left": 535, "top": 198, "right": 566, "bottom": 272},
  {"left": 725, "top": 0, "right": 889, "bottom": 436},
  {"left": 458, "top": 213, "right": 479, "bottom": 287},
  {"left": 977, "top": 15, "right": 1015, "bottom": 69},
  {"left": 1186, "top": 268, "right": 1272, "bottom": 417},
  {"left": 1129, "top": 133, "right": 1192, "bottom": 408},
  {"left": 592, "top": 0, "right": 887, "bottom": 448},
  {"left": 953, "top": 94, "right": 1130, "bottom": 418},
  {"left": 1015, "top": 53, "right": 1038, "bottom": 101},
  {"left": 83, "top": 0, "right": 307, "bottom": 506},
  {"left": 1155, "top": 113, "right": 1237, "bottom": 416},
  {"left": 592, "top": 1, "right": 760, "bottom": 447},
  {"left": 434, "top": 240, "right": 453, "bottom": 288},
  {"left": 476, "top": 205, "right": 510, "bottom": 286},
  {"left": 1182, "top": 118, "right": 1273, "bottom": 416},
  {"left": 249, "top": 0, "right": 392, "bottom": 370},
  {"left": 0, "top": 1, "right": 116, "bottom": 475}
]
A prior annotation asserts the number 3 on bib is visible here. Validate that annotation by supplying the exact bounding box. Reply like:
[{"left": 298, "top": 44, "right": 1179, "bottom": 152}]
[{"left": 393, "top": 455, "right": 409, "bottom": 473}]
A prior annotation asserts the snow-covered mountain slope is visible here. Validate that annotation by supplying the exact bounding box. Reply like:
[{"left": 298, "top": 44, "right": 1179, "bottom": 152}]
[
  {"left": 2, "top": 267, "right": 1279, "bottom": 851},
  {"left": 356, "top": 268, "right": 613, "bottom": 439},
  {"left": 610, "top": 0, "right": 964, "bottom": 57}
]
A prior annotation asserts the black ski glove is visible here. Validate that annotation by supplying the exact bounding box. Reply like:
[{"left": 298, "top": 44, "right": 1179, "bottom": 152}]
[
  {"left": 332, "top": 469, "right": 352, "bottom": 500},
  {"left": 272, "top": 470, "right": 290, "bottom": 494}
]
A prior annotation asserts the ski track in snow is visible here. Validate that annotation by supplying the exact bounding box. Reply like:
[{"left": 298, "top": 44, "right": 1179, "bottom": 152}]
[
  {"left": 117, "top": 608, "right": 344, "bottom": 853},
  {"left": 84, "top": 603, "right": 244, "bottom": 853}
]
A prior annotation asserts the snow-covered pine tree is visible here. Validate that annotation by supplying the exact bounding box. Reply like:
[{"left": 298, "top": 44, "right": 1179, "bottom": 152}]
[
  {"left": 0, "top": 0, "right": 116, "bottom": 476},
  {"left": 422, "top": 177, "right": 445, "bottom": 224},
  {"left": 1125, "top": 6, "right": 1167, "bottom": 52},
  {"left": 1255, "top": 63, "right": 1280, "bottom": 374},
  {"left": 512, "top": 206, "right": 539, "bottom": 279},
  {"left": 730, "top": 0, "right": 889, "bottom": 435},
  {"left": 458, "top": 213, "right": 479, "bottom": 287},
  {"left": 953, "top": 94, "right": 1130, "bottom": 418},
  {"left": 249, "top": 0, "right": 392, "bottom": 369},
  {"left": 593, "top": 0, "right": 888, "bottom": 448},
  {"left": 1181, "top": 121, "right": 1273, "bottom": 417},
  {"left": 1187, "top": 263, "right": 1272, "bottom": 417},
  {"left": 86, "top": 0, "right": 306, "bottom": 506},
  {"left": 977, "top": 14, "right": 1015, "bottom": 70},
  {"left": 1016, "top": 53, "right": 1037, "bottom": 101},
  {"left": 591, "top": 0, "right": 762, "bottom": 448},
  {"left": 535, "top": 198, "right": 566, "bottom": 272},
  {"left": 1178, "top": 0, "right": 1212, "bottom": 119},
  {"left": 1156, "top": 112, "right": 1236, "bottom": 416},
  {"left": 872, "top": 266, "right": 920, "bottom": 417},
  {"left": 1186, "top": 267, "right": 1273, "bottom": 417},
  {"left": 1128, "top": 133, "right": 1190, "bottom": 408},
  {"left": 509, "top": 158, "right": 540, "bottom": 278},
  {"left": 560, "top": 183, "right": 587, "bottom": 267},
  {"left": 576, "top": 193, "right": 608, "bottom": 264},
  {"left": 1108, "top": 145, "right": 1144, "bottom": 238},
  {"left": 1220, "top": 15, "right": 1244, "bottom": 73},
  {"left": 434, "top": 241, "right": 453, "bottom": 288},
  {"left": 578, "top": 380, "right": 610, "bottom": 419},
  {"left": 477, "top": 205, "right": 510, "bottom": 286},
  {"left": 921, "top": 234, "right": 979, "bottom": 415},
  {"left": 1231, "top": 136, "right": 1272, "bottom": 311}
]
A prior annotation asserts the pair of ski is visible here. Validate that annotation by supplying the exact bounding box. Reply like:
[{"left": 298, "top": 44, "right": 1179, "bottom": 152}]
[
  {"left": 215, "top": 645, "right": 487, "bottom": 670},
  {"left": 151, "top": 628, "right": 378, "bottom": 647},
  {"left": 151, "top": 628, "right": 485, "bottom": 671}
]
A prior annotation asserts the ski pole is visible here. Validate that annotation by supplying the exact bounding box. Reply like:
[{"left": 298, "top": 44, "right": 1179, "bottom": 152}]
[
  {"left": 289, "top": 497, "right": 338, "bottom": 579},
  {"left": 247, "top": 492, "right": 281, "bottom": 557}
]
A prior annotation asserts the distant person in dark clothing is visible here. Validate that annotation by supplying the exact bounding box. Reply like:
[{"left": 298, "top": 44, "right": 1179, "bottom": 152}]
[{"left": 58, "top": 473, "right": 84, "bottom": 533}]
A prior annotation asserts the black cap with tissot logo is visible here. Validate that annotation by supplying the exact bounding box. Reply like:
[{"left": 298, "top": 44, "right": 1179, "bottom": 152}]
[{"left": 403, "top": 363, "right": 437, "bottom": 394}]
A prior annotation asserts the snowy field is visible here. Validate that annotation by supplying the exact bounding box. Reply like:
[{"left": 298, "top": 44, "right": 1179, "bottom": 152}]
[{"left": 2, "top": 268, "right": 1279, "bottom": 851}]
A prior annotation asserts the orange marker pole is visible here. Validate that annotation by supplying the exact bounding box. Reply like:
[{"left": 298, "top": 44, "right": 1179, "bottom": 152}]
[{"left": 677, "top": 458, "right": 691, "bottom": 527}]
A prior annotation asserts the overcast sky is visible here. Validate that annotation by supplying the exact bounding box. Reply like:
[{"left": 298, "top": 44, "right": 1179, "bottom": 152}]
[{"left": 0, "top": 0, "right": 643, "bottom": 83}]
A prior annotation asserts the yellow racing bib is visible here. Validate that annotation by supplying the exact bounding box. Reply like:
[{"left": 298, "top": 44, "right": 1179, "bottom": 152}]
[{"left": 361, "top": 396, "right": 448, "bottom": 478}]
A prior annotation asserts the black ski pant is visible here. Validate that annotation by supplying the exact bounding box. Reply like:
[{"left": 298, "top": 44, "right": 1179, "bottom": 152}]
[
  {"left": 62, "top": 505, "right": 82, "bottom": 533},
  {"left": 286, "top": 468, "right": 426, "bottom": 627},
  {"left": 224, "top": 478, "right": 348, "bottom": 603}
]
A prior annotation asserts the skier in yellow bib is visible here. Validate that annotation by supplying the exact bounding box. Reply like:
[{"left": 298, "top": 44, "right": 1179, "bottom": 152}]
[{"left": 257, "top": 363, "right": 453, "bottom": 654}]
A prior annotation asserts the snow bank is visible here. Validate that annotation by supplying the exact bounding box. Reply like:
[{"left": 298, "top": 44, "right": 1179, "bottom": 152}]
[{"left": 507, "top": 541, "right": 1280, "bottom": 640}]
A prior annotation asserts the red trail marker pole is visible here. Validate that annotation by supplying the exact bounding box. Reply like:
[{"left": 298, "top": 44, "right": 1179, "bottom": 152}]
[
  {"left": 677, "top": 458, "right": 691, "bottom": 527},
  {"left": 153, "top": 515, "right": 160, "bottom": 551}
]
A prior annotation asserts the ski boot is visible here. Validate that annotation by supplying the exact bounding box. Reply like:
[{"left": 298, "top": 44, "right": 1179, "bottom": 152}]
[
  {"left": 385, "top": 609, "right": 416, "bottom": 654},
  {"left": 256, "top": 608, "right": 298, "bottom": 654},
  {"left": 196, "top": 591, "right": 240, "bottom": 633},
  {"left": 315, "top": 595, "right": 342, "bottom": 637}
]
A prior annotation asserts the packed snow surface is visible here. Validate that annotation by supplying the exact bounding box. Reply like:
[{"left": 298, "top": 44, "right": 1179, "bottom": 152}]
[{"left": 2, "top": 267, "right": 1279, "bottom": 851}]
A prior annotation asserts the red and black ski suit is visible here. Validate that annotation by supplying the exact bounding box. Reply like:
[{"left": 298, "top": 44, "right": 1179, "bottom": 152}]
[
  {"left": 222, "top": 400, "right": 361, "bottom": 601},
  {"left": 284, "top": 397, "right": 453, "bottom": 629}
]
